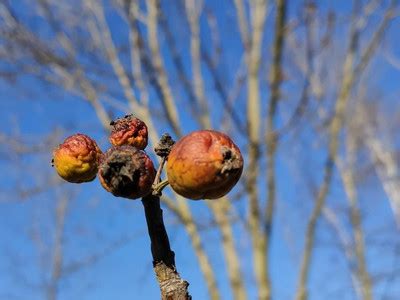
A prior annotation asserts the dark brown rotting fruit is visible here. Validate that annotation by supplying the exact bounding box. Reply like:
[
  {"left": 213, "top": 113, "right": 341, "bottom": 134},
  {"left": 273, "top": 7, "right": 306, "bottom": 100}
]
[{"left": 98, "top": 146, "right": 156, "bottom": 199}]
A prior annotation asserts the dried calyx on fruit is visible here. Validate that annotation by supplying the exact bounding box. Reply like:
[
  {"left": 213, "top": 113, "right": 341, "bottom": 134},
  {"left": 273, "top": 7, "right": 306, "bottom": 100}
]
[
  {"left": 98, "top": 145, "right": 156, "bottom": 199},
  {"left": 52, "top": 133, "right": 103, "bottom": 183},
  {"left": 166, "top": 130, "right": 243, "bottom": 200},
  {"left": 109, "top": 115, "right": 148, "bottom": 150},
  {"left": 154, "top": 133, "right": 175, "bottom": 158}
]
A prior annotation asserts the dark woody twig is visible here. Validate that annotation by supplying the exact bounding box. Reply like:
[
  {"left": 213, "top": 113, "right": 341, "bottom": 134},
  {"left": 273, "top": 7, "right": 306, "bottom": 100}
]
[{"left": 142, "top": 194, "right": 191, "bottom": 300}]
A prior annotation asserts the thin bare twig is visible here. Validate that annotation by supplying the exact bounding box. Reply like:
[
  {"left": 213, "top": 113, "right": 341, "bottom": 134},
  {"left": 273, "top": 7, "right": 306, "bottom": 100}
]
[
  {"left": 47, "top": 196, "right": 69, "bottom": 300},
  {"left": 246, "top": 0, "right": 269, "bottom": 299},
  {"left": 337, "top": 128, "right": 372, "bottom": 300},
  {"left": 264, "top": 1, "right": 288, "bottom": 299},
  {"left": 185, "top": 0, "right": 211, "bottom": 129},
  {"left": 146, "top": 0, "right": 182, "bottom": 137},
  {"left": 208, "top": 198, "right": 247, "bottom": 300}
]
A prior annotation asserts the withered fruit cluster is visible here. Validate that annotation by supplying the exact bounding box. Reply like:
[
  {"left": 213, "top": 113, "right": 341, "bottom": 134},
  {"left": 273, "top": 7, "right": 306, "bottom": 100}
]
[{"left": 52, "top": 115, "right": 243, "bottom": 201}]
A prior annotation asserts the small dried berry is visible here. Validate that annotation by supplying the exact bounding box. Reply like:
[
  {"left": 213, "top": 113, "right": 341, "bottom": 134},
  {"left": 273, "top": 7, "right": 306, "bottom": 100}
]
[
  {"left": 166, "top": 130, "right": 243, "bottom": 200},
  {"left": 109, "top": 115, "right": 148, "bottom": 150},
  {"left": 52, "top": 133, "right": 102, "bottom": 183},
  {"left": 98, "top": 146, "right": 156, "bottom": 199}
]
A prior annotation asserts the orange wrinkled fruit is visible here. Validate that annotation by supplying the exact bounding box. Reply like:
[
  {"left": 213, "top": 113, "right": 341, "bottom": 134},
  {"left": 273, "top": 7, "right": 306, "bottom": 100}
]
[
  {"left": 109, "top": 115, "right": 148, "bottom": 150},
  {"left": 166, "top": 130, "right": 243, "bottom": 200},
  {"left": 52, "top": 133, "right": 102, "bottom": 183}
]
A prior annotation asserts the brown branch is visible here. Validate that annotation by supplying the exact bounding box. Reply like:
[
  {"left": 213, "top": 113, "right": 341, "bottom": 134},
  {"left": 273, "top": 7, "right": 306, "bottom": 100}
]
[
  {"left": 47, "top": 195, "right": 69, "bottom": 300},
  {"left": 234, "top": 0, "right": 251, "bottom": 51},
  {"left": 185, "top": 0, "right": 211, "bottom": 129},
  {"left": 322, "top": 206, "right": 362, "bottom": 297},
  {"left": 208, "top": 198, "right": 247, "bottom": 300},
  {"left": 128, "top": 1, "right": 149, "bottom": 106},
  {"left": 354, "top": 0, "right": 398, "bottom": 78},
  {"left": 87, "top": 0, "right": 143, "bottom": 116},
  {"left": 277, "top": 4, "right": 316, "bottom": 137},
  {"left": 78, "top": 73, "right": 111, "bottom": 129},
  {"left": 364, "top": 123, "right": 400, "bottom": 227},
  {"left": 202, "top": 50, "right": 247, "bottom": 135},
  {"left": 246, "top": 0, "right": 269, "bottom": 299},
  {"left": 204, "top": 9, "right": 221, "bottom": 67},
  {"left": 123, "top": 0, "right": 164, "bottom": 148},
  {"left": 146, "top": 0, "right": 182, "bottom": 137},
  {"left": 142, "top": 194, "right": 191, "bottom": 300},
  {"left": 338, "top": 130, "right": 372, "bottom": 300},
  {"left": 127, "top": 11, "right": 173, "bottom": 125},
  {"left": 264, "top": 0, "right": 287, "bottom": 299},
  {"left": 220, "top": 56, "right": 247, "bottom": 134},
  {"left": 158, "top": 12, "right": 201, "bottom": 127},
  {"left": 80, "top": 6, "right": 142, "bottom": 130},
  {"left": 176, "top": 197, "right": 221, "bottom": 300}
]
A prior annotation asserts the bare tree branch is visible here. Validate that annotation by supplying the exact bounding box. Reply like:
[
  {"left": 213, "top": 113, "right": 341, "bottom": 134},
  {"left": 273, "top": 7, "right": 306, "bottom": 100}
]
[
  {"left": 146, "top": 0, "right": 182, "bottom": 136},
  {"left": 209, "top": 198, "right": 247, "bottom": 300},
  {"left": 47, "top": 195, "right": 69, "bottom": 300},
  {"left": 246, "top": 1, "right": 269, "bottom": 299},
  {"left": 185, "top": 0, "right": 211, "bottom": 129},
  {"left": 263, "top": 1, "right": 288, "bottom": 299},
  {"left": 337, "top": 129, "right": 372, "bottom": 300}
]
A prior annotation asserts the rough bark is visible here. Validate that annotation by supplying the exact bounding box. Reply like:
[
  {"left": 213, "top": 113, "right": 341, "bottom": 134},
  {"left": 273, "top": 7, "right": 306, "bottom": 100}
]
[{"left": 142, "top": 194, "right": 191, "bottom": 300}]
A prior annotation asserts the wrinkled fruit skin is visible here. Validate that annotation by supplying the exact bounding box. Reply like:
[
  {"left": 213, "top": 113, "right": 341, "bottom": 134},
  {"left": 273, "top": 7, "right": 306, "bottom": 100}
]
[
  {"left": 98, "top": 146, "right": 156, "bottom": 199},
  {"left": 52, "top": 134, "right": 102, "bottom": 183},
  {"left": 166, "top": 130, "right": 243, "bottom": 200},
  {"left": 109, "top": 115, "right": 148, "bottom": 150}
]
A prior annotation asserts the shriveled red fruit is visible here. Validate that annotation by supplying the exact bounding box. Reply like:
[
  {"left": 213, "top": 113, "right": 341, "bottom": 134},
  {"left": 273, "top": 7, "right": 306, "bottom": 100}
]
[
  {"left": 109, "top": 115, "right": 148, "bottom": 150},
  {"left": 98, "top": 146, "right": 156, "bottom": 199},
  {"left": 166, "top": 130, "right": 243, "bottom": 200},
  {"left": 52, "top": 133, "right": 102, "bottom": 183}
]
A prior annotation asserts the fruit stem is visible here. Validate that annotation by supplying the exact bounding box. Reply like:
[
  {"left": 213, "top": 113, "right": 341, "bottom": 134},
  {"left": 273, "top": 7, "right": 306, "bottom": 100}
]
[
  {"left": 152, "top": 179, "right": 170, "bottom": 196},
  {"left": 152, "top": 133, "right": 175, "bottom": 195},
  {"left": 154, "top": 157, "right": 167, "bottom": 184}
]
